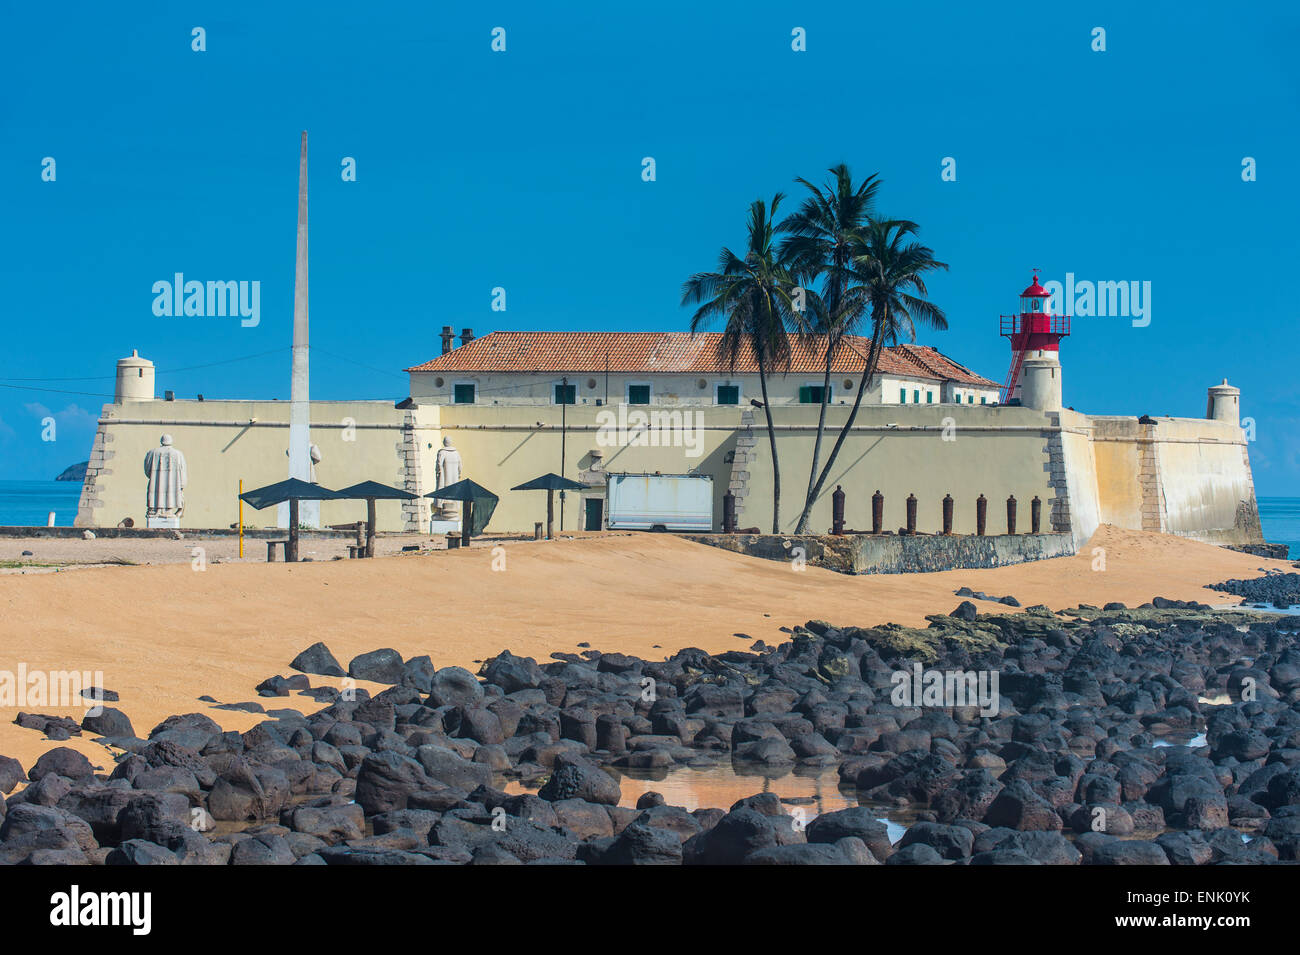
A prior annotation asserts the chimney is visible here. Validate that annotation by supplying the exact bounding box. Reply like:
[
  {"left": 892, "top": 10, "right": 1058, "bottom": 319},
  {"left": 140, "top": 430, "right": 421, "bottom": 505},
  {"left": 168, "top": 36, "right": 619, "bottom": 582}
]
[
  {"left": 441, "top": 325, "right": 455, "bottom": 355},
  {"left": 460, "top": 327, "right": 475, "bottom": 347}
]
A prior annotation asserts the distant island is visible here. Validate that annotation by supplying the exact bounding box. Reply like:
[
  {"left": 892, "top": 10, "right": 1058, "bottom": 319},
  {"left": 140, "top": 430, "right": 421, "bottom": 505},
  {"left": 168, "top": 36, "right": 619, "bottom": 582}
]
[{"left": 55, "top": 461, "right": 88, "bottom": 482}]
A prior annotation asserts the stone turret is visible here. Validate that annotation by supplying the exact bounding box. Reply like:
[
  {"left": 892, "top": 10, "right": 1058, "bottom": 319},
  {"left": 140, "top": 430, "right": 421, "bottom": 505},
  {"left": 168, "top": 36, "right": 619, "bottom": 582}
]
[
  {"left": 115, "top": 349, "right": 154, "bottom": 402},
  {"left": 1206, "top": 379, "right": 1240, "bottom": 426}
]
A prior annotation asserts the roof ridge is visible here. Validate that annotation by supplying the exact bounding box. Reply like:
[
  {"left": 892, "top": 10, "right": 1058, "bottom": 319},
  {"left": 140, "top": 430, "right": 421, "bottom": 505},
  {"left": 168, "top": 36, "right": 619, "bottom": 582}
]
[
  {"left": 903, "top": 343, "right": 948, "bottom": 377},
  {"left": 403, "top": 330, "right": 995, "bottom": 383}
]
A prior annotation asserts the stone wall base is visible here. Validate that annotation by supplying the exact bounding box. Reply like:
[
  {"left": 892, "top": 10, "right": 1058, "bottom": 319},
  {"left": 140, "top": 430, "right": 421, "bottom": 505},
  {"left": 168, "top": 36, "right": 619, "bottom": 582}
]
[{"left": 684, "top": 531, "right": 1075, "bottom": 575}]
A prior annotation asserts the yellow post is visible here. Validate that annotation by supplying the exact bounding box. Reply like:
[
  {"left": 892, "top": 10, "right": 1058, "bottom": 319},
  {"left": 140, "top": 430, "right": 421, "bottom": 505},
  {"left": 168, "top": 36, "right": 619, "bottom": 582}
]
[{"left": 238, "top": 480, "right": 244, "bottom": 558}]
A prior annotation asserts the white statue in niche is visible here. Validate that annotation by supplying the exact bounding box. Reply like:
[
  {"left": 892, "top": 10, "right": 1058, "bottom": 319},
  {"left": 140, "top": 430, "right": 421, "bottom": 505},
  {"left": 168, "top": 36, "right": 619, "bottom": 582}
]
[
  {"left": 435, "top": 436, "right": 462, "bottom": 520},
  {"left": 144, "top": 434, "right": 187, "bottom": 527}
]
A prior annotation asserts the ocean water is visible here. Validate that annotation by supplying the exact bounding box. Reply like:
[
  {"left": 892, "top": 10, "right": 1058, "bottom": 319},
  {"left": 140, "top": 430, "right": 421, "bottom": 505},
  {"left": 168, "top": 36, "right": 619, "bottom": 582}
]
[
  {"left": 0, "top": 480, "right": 85, "bottom": 526},
  {"left": 1258, "top": 497, "right": 1300, "bottom": 560}
]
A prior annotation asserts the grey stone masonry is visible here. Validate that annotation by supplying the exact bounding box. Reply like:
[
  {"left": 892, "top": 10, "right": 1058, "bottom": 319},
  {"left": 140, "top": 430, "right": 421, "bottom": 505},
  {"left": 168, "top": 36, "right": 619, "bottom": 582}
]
[
  {"left": 1042, "top": 413, "right": 1071, "bottom": 534},
  {"left": 75, "top": 405, "right": 115, "bottom": 527},
  {"left": 1137, "top": 421, "right": 1166, "bottom": 533},
  {"left": 399, "top": 412, "right": 428, "bottom": 532},
  {"left": 1234, "top": 442, "right": 1265, "bottom": 539},
  {"left": 728, "top": 409, "right": 757, "bottom": 523}
]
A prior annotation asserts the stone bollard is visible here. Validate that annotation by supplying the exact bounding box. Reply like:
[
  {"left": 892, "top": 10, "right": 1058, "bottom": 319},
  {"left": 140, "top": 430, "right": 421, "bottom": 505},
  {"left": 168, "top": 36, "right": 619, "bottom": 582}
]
[
  {"left": 723, "top": 489, "right": 737, "bottom": 534},
  {"left": 1006, "top": 495, "right": 1017, "bottom": 535},
  {"left": 831, "top": 485, "right": 845, "bottom": 535},
  {"left": 1031, "top": 496, "right": 1042, "bottom": 534},
  {"left": 872, "top": 490, "right": 884, "bottom": 535},
  {"left": 534, "top": 522, "right": 543, "bottom": 541},
  {"left": 905, "top": 494, "right": 917, "bottom": 535},
  {"left": 976, "top": 494, "right": 987, "bottom": 536},
  {"left": 942, "top": 494, "right": 954, "bottom": 535}
]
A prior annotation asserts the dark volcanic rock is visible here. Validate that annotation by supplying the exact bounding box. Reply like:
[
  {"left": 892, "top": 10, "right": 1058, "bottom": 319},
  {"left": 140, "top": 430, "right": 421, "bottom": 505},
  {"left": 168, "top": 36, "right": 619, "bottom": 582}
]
[
  {"left": 28, "top": 747, "right": 95, "bottom": 782},
  {"left": 586, "top": 822, "right": 683, "bottom": 865},
  {"left": 290, "top": 642, "right": 346, "bottom": 677},
  {"left": 683, "top": 808, "right": 784, "bottom": 865},
  {"left": 348, "top": 648, "right": 405, "bottom": 684},
  {"left": 0, "top": 755, "right": 26, "bottom": 794},
  {"left": 81, "top": 707, "right": 135, "bottom": 738},
  {"left": 983, "top": 780, "right": 1062, "bottom": 831},
  {"left": 429, "top": 667, "right": 484, "bottom": 708},
  {"left": 806, "top": 810, "right": 893, "bottom": 861},
  {"left": 10, "top": 599, "right": 1300, "bottom": 866},
  {"left": 538, "top": 753, "right": 621, "bottom": 806},
  {"left": 355, "top": 752, "right": 430, "bottom": 814}
]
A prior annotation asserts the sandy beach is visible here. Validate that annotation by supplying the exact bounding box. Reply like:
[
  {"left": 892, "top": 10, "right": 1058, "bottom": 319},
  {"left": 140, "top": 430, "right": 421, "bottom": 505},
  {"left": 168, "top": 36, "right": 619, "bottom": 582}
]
[{"left": 0, "top": 524, "right": 1289, "bottom": 770}]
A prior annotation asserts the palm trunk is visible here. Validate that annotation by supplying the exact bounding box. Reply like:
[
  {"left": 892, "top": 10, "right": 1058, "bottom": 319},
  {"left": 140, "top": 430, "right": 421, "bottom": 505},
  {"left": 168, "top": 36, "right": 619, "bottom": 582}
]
[
  {"left": 757, "top": 350, "right": 780, "bottom": 533},
  {"left": 804, "top": 305, "right": 887, "bottom": 517},
  {"left": 794, "top": 338, "right": 835, "bottom": 533}
]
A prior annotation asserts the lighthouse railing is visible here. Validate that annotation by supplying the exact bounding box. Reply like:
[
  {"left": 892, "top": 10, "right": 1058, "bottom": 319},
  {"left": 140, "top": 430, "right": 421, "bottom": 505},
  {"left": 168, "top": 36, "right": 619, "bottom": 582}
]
[{"left": 999, "top": 314, "right": 1071, "bottom": 338}]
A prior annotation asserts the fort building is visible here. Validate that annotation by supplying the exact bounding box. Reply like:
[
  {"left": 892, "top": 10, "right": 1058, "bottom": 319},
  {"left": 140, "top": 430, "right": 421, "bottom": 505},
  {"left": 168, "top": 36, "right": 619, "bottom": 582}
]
[{"left": 76, "top": 321, "right": 1262, "bottom": 550}]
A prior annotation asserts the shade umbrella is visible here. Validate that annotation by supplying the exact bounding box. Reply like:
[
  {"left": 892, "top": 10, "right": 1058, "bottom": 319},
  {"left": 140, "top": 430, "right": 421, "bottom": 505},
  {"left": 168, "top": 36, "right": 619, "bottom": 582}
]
[
  {"left": 510, "top": 473, "right": 589, "bottom": 540},
  {"left": 238, "top": 478, "right": 346, "bottom": 561},
  {"left": 336, "top": 481, "right": 418, "bottom": 557},
  {"left": 425, "top": 479, "right": 498, "bottom": 547}
]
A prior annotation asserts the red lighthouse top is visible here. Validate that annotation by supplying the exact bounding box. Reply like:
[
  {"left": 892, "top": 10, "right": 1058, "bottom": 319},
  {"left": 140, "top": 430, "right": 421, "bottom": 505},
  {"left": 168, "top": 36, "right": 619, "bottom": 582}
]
[
  {"left": 998, "top": 270, "right": 1071, "bottom": 404},
  {"left": 1020, "top": 276, "right": 1050, "bottom": 299}
]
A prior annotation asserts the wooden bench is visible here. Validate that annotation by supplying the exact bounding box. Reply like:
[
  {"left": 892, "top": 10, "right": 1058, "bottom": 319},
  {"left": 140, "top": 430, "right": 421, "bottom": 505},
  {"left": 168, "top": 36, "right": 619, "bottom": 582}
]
[{"left": 266, "top": 540, "right": 290, "bottom": 562}]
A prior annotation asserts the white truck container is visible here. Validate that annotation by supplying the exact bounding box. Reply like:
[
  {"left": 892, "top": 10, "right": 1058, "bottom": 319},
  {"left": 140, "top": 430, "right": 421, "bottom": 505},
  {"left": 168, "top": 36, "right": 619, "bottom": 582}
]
[{"left": 606, "top": 472, "right": 714, "bottom": 532}]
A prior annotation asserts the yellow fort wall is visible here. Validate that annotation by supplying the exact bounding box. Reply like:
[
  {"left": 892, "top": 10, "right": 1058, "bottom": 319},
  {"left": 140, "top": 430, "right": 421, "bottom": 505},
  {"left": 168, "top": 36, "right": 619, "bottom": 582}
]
[
  {"left": 735, "top": 404, "right": 1059, "bottom": 536},
  {"left": 77, "top": 400, "right": 410, "bottom": 531},
  {"left": 74, "top": 393, "right": 1264, "bottom": 546}
]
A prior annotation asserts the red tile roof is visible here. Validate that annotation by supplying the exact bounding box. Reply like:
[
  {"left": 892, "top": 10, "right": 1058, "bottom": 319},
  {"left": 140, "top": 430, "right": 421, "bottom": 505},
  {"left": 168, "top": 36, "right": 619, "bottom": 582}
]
[{"left": 406, "top": 332, "right": 997, "bottom": 387}]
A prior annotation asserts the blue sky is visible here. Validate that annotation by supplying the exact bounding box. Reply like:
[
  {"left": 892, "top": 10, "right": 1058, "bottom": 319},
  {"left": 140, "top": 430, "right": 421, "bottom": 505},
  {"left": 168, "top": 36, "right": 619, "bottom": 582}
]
[{"left": 2, "top": 1, "right": 1297, "bottom": 492}]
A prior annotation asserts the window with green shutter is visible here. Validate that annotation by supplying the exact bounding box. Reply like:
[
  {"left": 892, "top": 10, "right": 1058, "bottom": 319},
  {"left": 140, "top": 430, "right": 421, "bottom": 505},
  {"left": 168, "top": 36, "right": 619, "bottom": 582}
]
[
  {"left": 554, "top": 383, "right": 576, "bottom": 405},
  {"left": 453, "top": 383, "right": 475, "bottom": 404},
  {"left": 716, "top": 384, "right": 739, "bottom": 405},
  {"left": 927, "top": 391, "right": 934, "bottom": 403},
  {"left": 899, "top": 389, "right": 906, "bottom": 404},
  {"left": 628, "top": 384, "right": 650, "bottom": 405},
  {"left": 913, "top": 389, "right": 920, "bottom": 403},
  {"left": 800, "top": 385, "right": 830, "bottom": 404}
]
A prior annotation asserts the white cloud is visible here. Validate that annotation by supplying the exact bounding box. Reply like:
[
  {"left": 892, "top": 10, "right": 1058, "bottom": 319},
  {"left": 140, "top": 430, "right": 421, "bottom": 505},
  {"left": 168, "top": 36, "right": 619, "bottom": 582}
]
[{"left": 23, "top": 402, "right": 96, "bottom": 430}]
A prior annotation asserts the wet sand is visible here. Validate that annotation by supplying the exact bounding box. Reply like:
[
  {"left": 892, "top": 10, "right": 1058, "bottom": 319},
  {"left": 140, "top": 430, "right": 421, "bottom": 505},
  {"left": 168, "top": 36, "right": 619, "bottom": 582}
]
[{"left": 0, "top": 524, "right": 1289, "bottom": 770}]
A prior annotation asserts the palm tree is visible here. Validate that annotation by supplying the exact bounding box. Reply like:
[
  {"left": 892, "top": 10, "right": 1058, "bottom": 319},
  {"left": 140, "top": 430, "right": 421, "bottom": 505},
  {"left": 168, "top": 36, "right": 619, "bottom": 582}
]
[
  {"left": 681, "top": 195, "right": 799, "bottom": 533},
  {"left": 796, "top": 218, "right": 948, "bottom": 531},
  {"left": 779, "top": 165, "right": 880, "bottom": 532}
]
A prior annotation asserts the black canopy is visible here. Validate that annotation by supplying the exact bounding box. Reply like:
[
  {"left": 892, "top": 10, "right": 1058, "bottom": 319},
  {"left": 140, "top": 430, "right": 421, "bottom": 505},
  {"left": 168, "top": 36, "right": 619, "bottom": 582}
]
[
  {"left": 238, "top": 478, "right": 345, "bottom": 510},
  {"left": 335, "top": 481, "right": 418, "bottom": 500},
  {"left": 426, "top": 479, "right": 498, "bottom": 536},
  {"left": 335, "top": 481, "right": 417, "bottom": 557},
  {"left": 510, "top": 473, "right": 588, "bottom": 539},
  {"left": 510, "top": 473, "right": 589, "bottom": 492}
]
